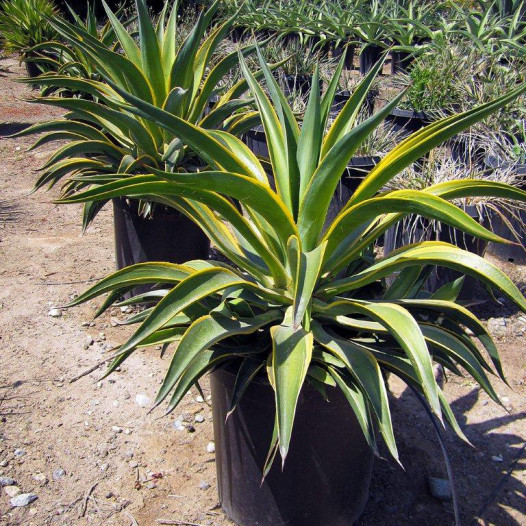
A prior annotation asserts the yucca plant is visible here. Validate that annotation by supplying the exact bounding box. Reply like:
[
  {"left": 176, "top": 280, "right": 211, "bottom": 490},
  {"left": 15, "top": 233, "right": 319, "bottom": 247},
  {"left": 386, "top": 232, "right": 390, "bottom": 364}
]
[
  {"left": 59, "top": 50, "right": 526, "bottom": 477},
  {"left": 0, "top": 0, "right": 59, "bottom": 75},
  {"left": 14, "top": 0, "right": 268, "bottom": 226}
]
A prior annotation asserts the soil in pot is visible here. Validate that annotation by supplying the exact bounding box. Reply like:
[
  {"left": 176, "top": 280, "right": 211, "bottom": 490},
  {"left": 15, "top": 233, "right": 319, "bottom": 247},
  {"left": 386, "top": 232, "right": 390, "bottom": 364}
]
[
  {"left": 359, "top": 44, "right": 384, "bottom": 75},
  {"left": 113, "top": 198, "right": 210, "bottom": 295},
  {"left": 210, "top": 364, "right": 374, "bottom": 526},
  {"left": 383, "top": 206, "right": 489, "bottom": 298}
]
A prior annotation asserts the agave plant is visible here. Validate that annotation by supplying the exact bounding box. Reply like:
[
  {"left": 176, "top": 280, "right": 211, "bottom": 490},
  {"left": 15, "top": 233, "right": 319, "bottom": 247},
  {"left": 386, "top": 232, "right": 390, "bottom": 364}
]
[
  {"left": 28, "top": 3, "right": 135, "bottom": 92},
  {"left": 0, "top": 0, "right": 59, "bottom": 74},
  {"left": 14, "top": 0, "right": 269, "bottom": 226},
  {"left": 60, "top": 51, "right": 526, "bottom": 470}
]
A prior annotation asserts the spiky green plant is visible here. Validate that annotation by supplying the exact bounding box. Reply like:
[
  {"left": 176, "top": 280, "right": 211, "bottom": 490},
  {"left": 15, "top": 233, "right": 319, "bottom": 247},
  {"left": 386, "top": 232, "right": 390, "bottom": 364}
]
[
  {"left": 28, "top": 3, "right": 135, "bottom": 90},
  {"left": 0, "top": 0, "right": 58, "bottom": 70},
  {"left": 61, "top": 52, "right": 526, "bottom": 471},
  {"left": 14, "top": 0, "right": 269, "bottom": 226}
]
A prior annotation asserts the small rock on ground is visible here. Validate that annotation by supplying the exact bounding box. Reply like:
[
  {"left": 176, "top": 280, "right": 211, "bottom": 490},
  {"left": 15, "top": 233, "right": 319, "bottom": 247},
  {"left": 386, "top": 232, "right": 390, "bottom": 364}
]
[
  {"left": 4, "top": 486, "right": 20, "bottom": 497},
  {"left": 428, "top": 477, "right": 452, "bottom": 501},
  {"left": 0, "top": 477, "right": 16, "bottom": 487},
  {"left": 10, "top": 493, "right": 38, "bottom": 507}
]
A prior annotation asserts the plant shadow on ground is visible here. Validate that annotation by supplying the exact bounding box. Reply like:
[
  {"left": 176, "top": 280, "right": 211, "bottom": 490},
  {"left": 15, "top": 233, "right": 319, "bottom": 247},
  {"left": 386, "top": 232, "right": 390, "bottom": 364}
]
[
  {"left": 0, "top": 199, "right": 22, "bottom": 224},
  {"left": 358, "top": 377, "right": 525, "bottom": 526},
  {"left": 0, "top": 122, "right": 31, "bottom": 136}
]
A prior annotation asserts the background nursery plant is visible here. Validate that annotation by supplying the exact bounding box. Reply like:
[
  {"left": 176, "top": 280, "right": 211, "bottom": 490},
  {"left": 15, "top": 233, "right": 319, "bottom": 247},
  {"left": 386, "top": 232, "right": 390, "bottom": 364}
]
[
  {"left": 58, "top": 50, "right": 526, "bottom": 525},
  {"left": 15, "top": 0, "right": 265, "bottom": 227}
]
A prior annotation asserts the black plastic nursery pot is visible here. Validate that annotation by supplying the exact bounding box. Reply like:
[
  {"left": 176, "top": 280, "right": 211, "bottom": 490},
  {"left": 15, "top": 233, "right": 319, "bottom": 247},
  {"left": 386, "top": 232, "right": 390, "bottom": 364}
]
[
  {"left": 384, "top": 107, "right": 435, "bottom": 139},
  {"left": 244, "top": 125, "right": 269, "bottom": 162},
  {"left": 383, "top": 205, "right": 488, "bottom": 298},
  {"left": 332, "top": 90, "right": 377, "bottom": 117},
  {"left": 282, "top": 74, "right": 322, "bottom": 97},
  {"left": 390, "top": 50, "right": 413, "bottom": 75},
  {"left": 113, "top": 198, "right": 210, "bottom": 293},
  {"left": 484, "top": 162, "right": 526, "bottom": 262},
  {"left": 359, "top": 44, "right": 384, "bottom": 76},
  {"left": 326, "top": 156, "right": 380, "bottom": 221},
  {"left": 210, "top": 364, "right": 374, "bottom": 526}
]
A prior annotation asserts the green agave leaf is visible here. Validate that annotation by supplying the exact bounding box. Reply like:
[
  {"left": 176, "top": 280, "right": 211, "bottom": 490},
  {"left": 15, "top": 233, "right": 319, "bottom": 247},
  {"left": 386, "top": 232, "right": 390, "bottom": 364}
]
[
  {"left": 102, "top": 0, "right": 141, "bottom": 67},
  {"left": 66, "top": 262, "right": 193, "bottom": 307},
  {"left": 297, "top": 66, "right": 322, "bottom": 199},
  {"left": 322, "top": 190, "right": 508, "bottom": 274},
  {"left": 327, "top": 366, "right": 378, "bottom": 455},
  {"left": 271, "top": 317, "right": 313, "bottom": 465},
  {"left": 227, "top": 358, "right": 265, "bottom": 418},
  {"left": 395, "top": 299, "right": 506, "bottom": 382},
  {"left": 369, "top": 347, "right": 470, "bottom": 444},
  {"left": 347, "top": 83, "right": 526, "bottom": 208},
  {"left": 312, "top": 322, "right": 398, "bottom": 461},
  {"left": 156, "top": 308, "right": 281, "bottom": 407},
  {"left": 165, "top": 344, "right": 261, "bottom": 413},
  {"left": 293, "top": 241, "right": 326, "bottom": 328},
  {"left": 421, "top": 324, "right": 499, "bottom": 403},
  {"left": 321, "top": 242, "right": 526, "bottom": 315},
  {"left": 321, "top": 55, "right": 386, "bottom": 157},
  {"left": 298, "top": 90, "right": 406, "bottom": 250}
]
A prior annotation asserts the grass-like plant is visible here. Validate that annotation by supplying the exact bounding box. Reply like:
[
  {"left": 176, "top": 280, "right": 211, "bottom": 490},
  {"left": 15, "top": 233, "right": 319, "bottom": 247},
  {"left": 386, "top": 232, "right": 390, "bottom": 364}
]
[
  {"left": 61, "top": 52, "right": 526, "bottom": 472},
  {"left": 14, "top": 0, "right": 270, "bottom": 226}
]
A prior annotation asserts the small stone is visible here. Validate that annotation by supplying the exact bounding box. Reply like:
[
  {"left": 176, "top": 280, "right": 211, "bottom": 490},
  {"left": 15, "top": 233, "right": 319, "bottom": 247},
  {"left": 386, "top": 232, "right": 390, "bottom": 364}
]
[
  {"left": 206, "top": 442, "right": 215, "bottom": 454},
  {"left": 492, "top": 455, "right": 504, "bottom": 462},
  {"left": 32, "top": 473, "right": 48, "bottom": 485},
  {"left": 0, "top": 460, "right": 8, "bottom": 467},
  {"left": 173, "top": 420, "right": 185, "bottom": 431},
  {"left": 10, "top": 493, "right": 37, "bottom": 507},
  {"left": 123, "top": 393, "right": 131, "bottom": 400},
  {"left": 112, "top": 426, "right": 123, "bottom": 434},
  {"left": 112, "top": 401, "right": 119, "bottom": 407},
  {"left": 428, "top": 477, "right": 451, "bottom": 501},
  {"left": 194, "top": 414, "right": 205, "bottom": 423},
  {"left": 195, "top": 395, "right": 204, "bottom": 403},
  {"left": 145, "top": 482, "right": 157, "bottom": 490},
  {"left": 502, "top": 396, "right": 510, "bottom": 403},
  {"left": 99, "top": 332, "right": 106, "bottom": 341},
  {"left": 14, "top": 449, "right": 26, "bottom": 457},
  {"left": 129, "top": 461, "right": 139, "bottom": 469},
  {"left": 81, "top": 321, "right": 90, "bottom": 327},
  {"left": 48, "top": 308, "right": 62, "bottom": 317},
  {"left": 0, "top": 477, "right": 16, "bottom": 487},
  {"left": 482, "top": 400, "right": 489, "bottom": 406},
  {"left": 84, "top": 336, "right": 94, "bottom": 349},
  {"left": 124, "top": 428, "right": 132, "bottom": 435},
  {"left": 52, "top": 469, "right": 66, "bottom": 480},
  {"left": 135, "top": 394, "right": 151, "bottom": 407},
  {"left": 199, "top": 481, "right": 211, "bottom": 490},
  {"left": 4, "top": 486, "right": 20, "bottom": 497},
  {"left": 186, "top": 425, "right": 196, "bottom": 433},
  {"left": 100, "top": 463, "right": 109, "bottom": 472},
  {"left": 105, "top": 492, "right": 114, "bottom": 499}
]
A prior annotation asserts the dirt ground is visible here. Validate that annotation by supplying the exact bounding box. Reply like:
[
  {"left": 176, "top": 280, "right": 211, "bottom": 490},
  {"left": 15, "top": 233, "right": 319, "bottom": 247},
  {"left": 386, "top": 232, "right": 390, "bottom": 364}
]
[{"left": 0, "top": 55, "right": 525, "bottom": 526}]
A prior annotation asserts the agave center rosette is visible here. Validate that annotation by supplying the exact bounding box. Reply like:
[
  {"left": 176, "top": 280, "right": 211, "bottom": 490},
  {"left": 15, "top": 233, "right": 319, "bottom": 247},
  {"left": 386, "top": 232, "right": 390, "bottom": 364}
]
[{"left": 63, "top": 48, "right": 526, "bottom": 471}]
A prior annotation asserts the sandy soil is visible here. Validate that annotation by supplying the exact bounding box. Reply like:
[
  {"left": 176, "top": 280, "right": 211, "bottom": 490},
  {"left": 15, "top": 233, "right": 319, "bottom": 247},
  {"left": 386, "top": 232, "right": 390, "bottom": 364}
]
[{"left": 0, "top": 55, "right": 525, "bottom": 526}]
